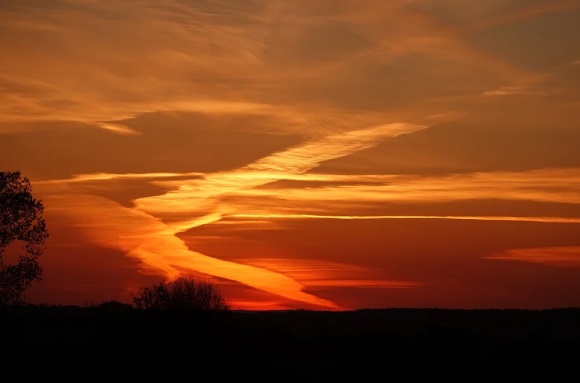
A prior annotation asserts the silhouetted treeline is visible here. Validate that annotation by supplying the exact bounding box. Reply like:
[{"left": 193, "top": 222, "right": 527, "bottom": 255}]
[{"left": 2, "top": 304, "right": 579, "bottom": 378}]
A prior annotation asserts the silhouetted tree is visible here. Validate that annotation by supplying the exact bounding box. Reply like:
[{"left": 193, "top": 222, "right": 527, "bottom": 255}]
[
  {"left": 132, "top": 276, "right": 230, "bottom": 311},
  {"left": 0, "top": 171, "right": 48, "bottom": 305}
]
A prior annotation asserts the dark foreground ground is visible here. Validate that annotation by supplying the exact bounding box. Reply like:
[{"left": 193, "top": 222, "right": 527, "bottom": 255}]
[{"left": 3, "top": 304, "right": 579, "bottom": 378}]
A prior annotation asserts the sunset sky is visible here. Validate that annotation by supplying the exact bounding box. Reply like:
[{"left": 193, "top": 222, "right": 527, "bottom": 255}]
[{"left": 2, "top": 0, "right": 580, "bottom": 310}]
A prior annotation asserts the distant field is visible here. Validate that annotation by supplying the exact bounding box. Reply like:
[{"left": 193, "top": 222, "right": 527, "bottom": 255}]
[{"left": 3, "top": 304, "right": 579, "bottom": 377}]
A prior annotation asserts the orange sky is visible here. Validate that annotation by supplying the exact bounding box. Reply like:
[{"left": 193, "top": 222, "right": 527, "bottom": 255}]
[{"left": 1, "top": 0, "right": 580, "bottom": 310}]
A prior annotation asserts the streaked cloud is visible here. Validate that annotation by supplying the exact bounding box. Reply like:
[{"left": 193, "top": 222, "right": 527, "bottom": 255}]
[
  {"left": 3, "top": 0, "right": 580, "bottom": 309},
  {"left": 212, "top": 168, "right": 580, "bottom": 218},
  {"left": 37, "top": 122, "right": 424, "bottom": 308},
  {"left": 37, "top": 171, "right": 204, "bottom": 184},
  {"left": 238, "top": 258, "right": 420, "bottom": 288},
  {"left": 486, "top": 246, "right": 580, "bottom": 268},
  {"left": 482, "top": 84, "right": 558, "bottom": 97},
  {"left": 4, "top": 0, "right": 570, "bottom": 136},
  {"left": 46, "top": 193, "right": 342, "bottom": 309},
  {"left": 133, "top": 123, "right": 426, "bottom": 216},
  {"left": 230, "top": 214, "right": 580, "bottom": 224},
  {"left": 95, "top": 122, "right": 140, "bottom": 136}
]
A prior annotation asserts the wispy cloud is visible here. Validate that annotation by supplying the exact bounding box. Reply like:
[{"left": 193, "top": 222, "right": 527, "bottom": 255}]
[
  {"left": 214, "top": 168, "right": 580, "bottom": 218},
  {"left": 41, "top": 122, "right": 424, "bottom": 309},
  {"left": 239, "top": 258, "right": 420, "bottom": 289},
  {"left": 7, "top": 0, "right": 580, "bottom": 309},
  {"left": 0, "top": 0, "right": 540, "bottom": 135},
  {"left": 229, "top": 214, "right": 580, "bottom": 224},
  {"left": 486, "top": 246, "right": 580, "bottom": 268},
  {"left": 482, "top": 84, "right": 558, "bottom": 97},
  {"left": 467, "top": 0, "right": 580, "bottom": 32},
  {"left": 43, "top": 157, "right": 580, "bottom": 308},
  {"left": 47, "top": 193, "right": 342, "bottom": 310},
  {"left": 95, "top": 122, "right": 140, "bottom": 136},
  {"left": 133, "top": 123, "right": 426, "bottom": 216},
  {"left": 37, "top": 171, "right": 204, "bottom": 184},
  {"left": 0, "top": 0, "right": 289, "bottom": 133}
]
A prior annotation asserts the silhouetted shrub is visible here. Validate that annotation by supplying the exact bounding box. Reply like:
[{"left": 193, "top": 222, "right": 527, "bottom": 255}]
[{"left": 132, "top": 276, "right": 230, "bottom": 311}]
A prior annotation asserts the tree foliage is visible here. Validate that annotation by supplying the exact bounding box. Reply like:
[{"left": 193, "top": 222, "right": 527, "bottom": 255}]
[
  {"left": 132, "top": 276, "right": 231, "bottom": 311},
  {"left": 0, "top": 171, "right": 48, "bottom": 305}
]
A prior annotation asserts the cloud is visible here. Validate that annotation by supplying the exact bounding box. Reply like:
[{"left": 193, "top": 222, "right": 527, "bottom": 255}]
[
  {"left": 486, "top": 246, "right": 580, "bottom": 268},
  {"left": 212, "top": 168, "right": 580, "bottom": 219},
  {"left": 467, "top": 0, "right": 580, "bottom": 32},
  {"left": 42, "top": 142, "right": 579, "bottom": 308},
  {"left": 7, "top": 0, "right": 580, "bottom": 309},
  {"left": 0, "top": 0, "right": 285, "bottom": 133},
  {"left": 133, "top": 123, "right": 426, "bottom": 216},
  {"left": 239, "top": 258, "right": 420, "bottom": 289},
  {"left": 46, "top": 193, "right": 341, "bottom": 309},
  {"left": 38, "top": 121, "right": 424, "bottom": 308},
  {"left": 229, "top": 214, "right": 580, "bottom": 224},
  {"left": 482, "top": 84, "right": 558, "bottom": 97},
  {"left": 95, "top": 122, "right": 140, "bottom": 135},
  {"left": 38, "top": 171, "right": 204, "bottom": 183},
  {"left": 0, "top": 0, "right": 541, "bottom": 136},
  {"left": 408, "top": 0, "right": 580, "bottom": 29}
]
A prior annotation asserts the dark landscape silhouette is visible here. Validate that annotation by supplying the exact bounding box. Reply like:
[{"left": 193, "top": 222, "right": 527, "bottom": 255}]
[{"left": 3, "top": 302, "right": 579, "bottom": 378}]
